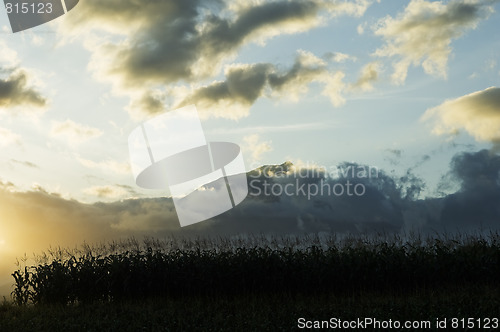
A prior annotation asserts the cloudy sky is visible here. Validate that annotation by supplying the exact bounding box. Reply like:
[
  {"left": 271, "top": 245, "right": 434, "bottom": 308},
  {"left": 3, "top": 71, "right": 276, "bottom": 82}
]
[{"left": 1, "top": 0, "right": 500, "bottom": 295}]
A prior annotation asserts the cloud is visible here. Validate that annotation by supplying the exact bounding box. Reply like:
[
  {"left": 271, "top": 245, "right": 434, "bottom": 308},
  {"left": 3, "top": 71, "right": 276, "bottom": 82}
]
[
  {"left": 450, "top": 149, "right": 500, "bottom": 192},
  {"left": 373, "top": 0, "right": 495, "bottom": 84},
  {"left": 0, "top": 41, "right": 48, "bottom": 116},
  {"left": 422, "top": 87, "right": 500, "bottom": 147},
  {"left": 242, "top": 134, "right": 273, "bottom": 162},
  {"left": 440, "top": 149, "right": 500, "bottom": 228},
  {"left": 0, "top": 41, "right": 19, "bottom": 66},
  {"left": 177, "top": 63, "right": 272, "bottom": 119},
  {"left": 322, "top": 0, "right": 373, "bottom": 17},
  {"left": 324, "top": 52, "right": 357, "bottom": 63},
  {"left": 2, "top": 147, "right": 500, "bottom": 294},
  {"left": 386, "top": 149, "right": 403, "bottom": 158},
  {"left": 83, "top": 185, "right": 132, "bottom": 199},
  {"left": 351, "top": 61, "right": 381, "bottom": 91},
  {"left": 384, "top": 149, "right": 403, "bottom": 166},
  {"left": 0, "top": 186, "right": 181, "bottom": 294},
  {"left": 60, "top": 0, "right": 371, "bottom": 119},
  {"left": 65, "top": 0, "right": 371, "bottom": 86},
  {"left": 77, "top": 157, "right": 131, "bottom": 175},
  {"left": 320, "top": 71, "right": 347, "bottom": 107},
  {"left": 88, "top": 0, "right": 319, "bottom": 85},
  {"left": 10, "top": 159, "right": 39, "bottom": 169},
  {"left": 50, "top": 120, "right": 103, "bottom": 144},
  {"left": 357, "top": 22, "right": 366, "bottom": 34},
  {"left": 126, "top": 90, "right": 167, "bottom": 119},
  {"left": 0, "top": 69, "right": 47, "bottom": 111},
  {"left": 0, "top": 127, "right": 21, "bottom": 147},
  {"left": 268, "top": 50, "right": 331, "bottom": 100},
  {"left": 0, "top": 187, "right": 179, "bottom": 247},
  {"left": 175, "top": 50, "right": 346, "bottom": 119},
  {"left": 0, "top": 152, "right": 497, "bottom": 268}
]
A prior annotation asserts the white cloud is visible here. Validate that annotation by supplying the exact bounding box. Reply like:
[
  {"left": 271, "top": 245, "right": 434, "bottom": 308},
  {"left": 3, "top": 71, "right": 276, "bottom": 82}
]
[
  {"left": 357, "top": 22, "right": 366, "bottom": 34},
  {"left": 327, "top": 52, "right": 356, "bottom": 63},
  {"left": 243, "top": 134, "right": 273, "bottom": 162},
  {"left": 323, "top": 0, "right": 373, "bottom": 17},
  {"left": 422, "top": 86, "right": 500, "bottom": 145},
  {"left": 469, "top": 72, "right": 479, "bottom": 79},
  {"left": 351, "top": 61, "right": 382, "bottom": 91},
  {"left": 77, "top": 157, "right": 131, "bottom": 175},
  {"left": 373, "top": 0, "right": 495, "bottom": 84},
  {"left": 486, "top": 58, "right": 497, "bottom": 70},
  {"left": 321, "top": 71, "right": 346, "bottom": 107},
  {"left": 0, "top": 127, "right": 21, "bottom": 147},
  {"left": 83, "top": 185, "right": 128, "bottom": 199},
  {"left": 0, "top": 40, "right": 19, "bottom": 66},
  {"left": 50, "top": 120, "right": 102, "bottom": 144}
]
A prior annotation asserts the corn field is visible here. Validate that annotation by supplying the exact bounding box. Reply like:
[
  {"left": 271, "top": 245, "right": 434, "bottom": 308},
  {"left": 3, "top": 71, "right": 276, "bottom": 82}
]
[{"left": 11, "top": 232, "right": 500, "bottom": 305}]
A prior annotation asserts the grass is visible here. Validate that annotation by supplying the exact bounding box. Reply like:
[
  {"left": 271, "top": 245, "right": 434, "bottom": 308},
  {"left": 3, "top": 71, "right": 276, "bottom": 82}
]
[{"left": 1, "top": 232, "right": 499, "bottom": 331}]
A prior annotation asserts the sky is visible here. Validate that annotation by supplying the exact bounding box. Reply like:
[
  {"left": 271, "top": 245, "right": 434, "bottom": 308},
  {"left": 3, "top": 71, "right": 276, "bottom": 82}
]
[{"left": 1, "top": 0, "right": 500, "bottom": 296}]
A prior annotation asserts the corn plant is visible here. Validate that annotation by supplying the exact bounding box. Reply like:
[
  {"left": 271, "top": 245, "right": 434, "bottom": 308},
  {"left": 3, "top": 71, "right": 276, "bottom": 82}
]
[{"left": 11, "top": 232, "right": 500, "bottom": 305}]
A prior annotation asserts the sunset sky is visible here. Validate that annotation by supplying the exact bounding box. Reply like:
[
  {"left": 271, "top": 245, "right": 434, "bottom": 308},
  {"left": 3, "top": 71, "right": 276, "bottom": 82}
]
[{"left": 1, "top": 0, "right": 500, "bottom": 296}]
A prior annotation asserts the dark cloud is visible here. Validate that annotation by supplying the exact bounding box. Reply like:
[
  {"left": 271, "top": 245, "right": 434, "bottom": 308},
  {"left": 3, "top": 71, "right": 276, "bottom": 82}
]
[
  {"left": 177, "top": 51, "right": 345, "bottom": 118},
  {"left": 199, "top": 0, "right": 319, "bottom": 62},
  {"left": 1, "top": 149, "right": 498, "bottom": 252},
  {"left": 2, "top": 150, "right": 499, "bottom": 247},
  {"left": 0, "top": 70, "right": 47, "bottom": 109},
  {"left": 67, "top": 0, "right": 365, "bottom": 87},
  {"left": 267, "top": 55, "right": 326, "bottom": 91},
  {"left": 451, "top": 149, "right": 500, "bottom": 192},
  {"left": 62, "top": 0, "right": 371, "bottom": 118},
  {"left": 2, "top": 148, "right": 500, "bottom": 295},
  {"left": 439, "top": 150, "right": 500, "bottom": 229},
  {"left": 127, "top": 90, "right": 167, "bottom": 118},
  {"left": 180, "top": 63, "right": 272, "bottom": 109}
]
